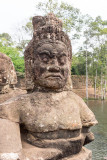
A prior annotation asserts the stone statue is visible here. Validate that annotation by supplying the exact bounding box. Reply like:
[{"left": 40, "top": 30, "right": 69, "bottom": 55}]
[
  {"left": 0, "top": 52, "right": 17, "bottom": 93},
  {"left": 0, "top": 52, "right": 26, "bottom": 103},
  {"left": 0, "top": 13, "right": 98, "bottom": 160}
]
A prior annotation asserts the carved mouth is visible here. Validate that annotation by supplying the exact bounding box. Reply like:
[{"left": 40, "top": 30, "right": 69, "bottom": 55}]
[
  {"left": 45, "top": 75, "right": 62, "bottom": 79},
  {"left": 0, "top": 83, "right": 6, "bottom": 86}
]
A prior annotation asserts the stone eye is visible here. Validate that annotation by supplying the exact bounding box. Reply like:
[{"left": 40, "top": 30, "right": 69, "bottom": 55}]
[
  {"left": 58, "top": 55, "right": 66, "bottom": 65},
  {"left": 39, "top": 51, "right": 50, "bottom": 63},
  {"left": 0, "top": 69, "right": 5, "bottom": 73}
]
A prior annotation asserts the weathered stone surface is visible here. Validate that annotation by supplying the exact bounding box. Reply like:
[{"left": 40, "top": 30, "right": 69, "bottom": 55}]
[
  {"left": 0, "top": 118, "right": 22, "bottom": 153},
  {"left": 0, "top": 52, "right": 26, "bottom": 103},
  {"left": 0, "top": 13, "right": 97, "bottom": 160},
  {"left": 0, "top": 52, "right": 17, "bottom": 94},
  {"left": 63, "top": 147, "right": 92, "bottom": 160},
  {"left": 0, "top": 88, "right": 26, "bottom": 103},
  {"left": 0, "top": 90, "right": 97, "bottom": 159},
  {"left": 21, "top": 143, "right": 91, "bottom": 160},
  {"left": 24, "top": 13, "right": 72, "bottom": 92}
]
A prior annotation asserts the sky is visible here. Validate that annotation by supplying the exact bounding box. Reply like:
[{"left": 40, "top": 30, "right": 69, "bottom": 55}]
[{"left": 0, "top": 0, "right": 107, "bottom": 35}]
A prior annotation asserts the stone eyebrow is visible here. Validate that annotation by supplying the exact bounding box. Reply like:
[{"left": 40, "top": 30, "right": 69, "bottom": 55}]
[
  {"left": 39, "top": 50, "right": 50, "bottom": 56},
  {"left": 61, "top": 53, "right": 67, "bottom": 56},
  {"left": 58, "top": 53, "right": 67, "bottom": 57}
]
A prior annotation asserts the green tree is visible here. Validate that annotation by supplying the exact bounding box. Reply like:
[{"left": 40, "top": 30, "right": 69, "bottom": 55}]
[
  {"left": 15, "top": 17, "right": 33, "bottom": 51},
  {"left": 0, "top": 33, "right": 13, "bottom": 47},
  {"left": 0, "top": 35, "right": 24, "bottom": 73},
  {"left": 14, "top": 0, "right": 83, "bottom": 51},
  {"left": 88, "top": 16, "right": 107, "bottom": 99},
  {"left": 36, "top": 0, "right": 83, "bottom": 36}
]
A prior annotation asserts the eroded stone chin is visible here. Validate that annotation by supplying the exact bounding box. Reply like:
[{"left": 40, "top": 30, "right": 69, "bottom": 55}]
[{"left": 35, "top": 77, "right": 67, "bottom": 89}]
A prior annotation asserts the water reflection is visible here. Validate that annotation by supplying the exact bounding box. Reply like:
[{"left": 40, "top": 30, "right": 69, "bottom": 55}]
[{"left": 86, "top": 100, "right": 107, "bottom": 160}]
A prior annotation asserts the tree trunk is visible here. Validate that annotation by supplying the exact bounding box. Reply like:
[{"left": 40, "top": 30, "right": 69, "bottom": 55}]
[
  {"left": 101, "top": 70, "right": 103, "bottom": 100},
  {"left": 94, "top": 69, "right": 97, "bottom": 99},
  {"left": 103, "top": 80, "right": 106, "bottom": 100},
  {"left": 86, "top": 49, "right": 88, "bottom": 100}
]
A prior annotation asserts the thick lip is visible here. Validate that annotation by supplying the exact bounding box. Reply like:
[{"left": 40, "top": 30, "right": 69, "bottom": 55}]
[
  {"left": 45, "top": 74, "right": 62, "bottom": 79},
  {"left": 0, "top": 83, "right": 6, "bottom": 86}
]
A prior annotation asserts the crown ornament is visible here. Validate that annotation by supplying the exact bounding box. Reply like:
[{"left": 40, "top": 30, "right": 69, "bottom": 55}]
[
  {"left": 32, "top": 13, "right": 72, "bottom": 57},
  {"left": 33, "top": 13, "right": 62, "bottom": 32}
]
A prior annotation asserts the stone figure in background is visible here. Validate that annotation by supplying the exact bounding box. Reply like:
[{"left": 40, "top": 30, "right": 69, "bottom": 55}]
[
  {"left": 0, "top": 52, "right": 26, "bottom": 103},
  {"left": 0, "top": 13, "right": 98, "bottom": 160},
  {"left": 0, "top": 52, "right": 17, "bottom": 93}
]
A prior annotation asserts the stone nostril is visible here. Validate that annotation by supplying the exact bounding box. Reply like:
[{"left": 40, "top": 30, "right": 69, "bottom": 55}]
[{"left": 48, "top": 66, "right": 60, "bottom": 72}]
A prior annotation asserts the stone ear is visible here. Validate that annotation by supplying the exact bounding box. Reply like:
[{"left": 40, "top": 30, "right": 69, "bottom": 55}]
[
  {"left": 25, "top": 59, "right": 35, "bottom": 91},
  {"left": 24, "top": 41, "right": 35, "bottom": 91}
]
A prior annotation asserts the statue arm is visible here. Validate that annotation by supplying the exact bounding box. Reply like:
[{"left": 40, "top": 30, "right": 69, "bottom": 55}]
[
  {"left": 0, "top": 118, "right": 22, "bottom": 160},
  {"left": 79, "top": 98, "right": 98, "bottom": 127},
  {"left": 78, "top": 97, "right": 98, "bottom": 145},
  {"left": 0, "top": 99, "right": 24, "bottom": 160}
]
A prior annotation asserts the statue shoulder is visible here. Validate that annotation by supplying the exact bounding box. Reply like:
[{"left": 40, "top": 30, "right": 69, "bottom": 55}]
[
  {"left": 68, "top": 91, "right": 98, "bottom": 127},
  {"left": 77, "top": 96, "right": 98, "bottom": 127},
  {"left": 0, "top": 94, "right": 28, "bottom": 122}
]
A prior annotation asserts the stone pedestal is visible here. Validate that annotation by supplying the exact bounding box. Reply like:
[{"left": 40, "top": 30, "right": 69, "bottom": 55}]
[
  {"left": 21, "top": 140, "right": 92, "bottom": 160},
  {"left": 0, "top": 119, "right": 22, "bottom": 153},
  {"left": 63, "top": 147, "right": 92, "bottom": 160}
]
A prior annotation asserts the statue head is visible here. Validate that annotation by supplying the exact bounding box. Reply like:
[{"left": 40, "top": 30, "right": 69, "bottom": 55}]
[
  {"left": 0, "top": 52, "right": 17, "bottom": 93},
  {"left": 24, "top": 13, "right": 72, "bottom": 92}
]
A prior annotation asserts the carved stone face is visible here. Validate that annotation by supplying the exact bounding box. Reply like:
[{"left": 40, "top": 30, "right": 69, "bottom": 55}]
[
  {"left": 0, "top": 61, "right": 7, "bottom": 86},
  {"left": 33, "top": 41, "right": 69, "bottom": 89}
]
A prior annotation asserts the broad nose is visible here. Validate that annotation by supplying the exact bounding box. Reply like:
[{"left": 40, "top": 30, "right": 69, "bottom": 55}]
[
  {"left": 48, "top": 66, "right": 60, "bottom": 72},
  {"left": 48, "top": 58, "right": 60, "bottom": 72},
  {"left": 51, "top": 58, "right": 59, "bottom": 65}
]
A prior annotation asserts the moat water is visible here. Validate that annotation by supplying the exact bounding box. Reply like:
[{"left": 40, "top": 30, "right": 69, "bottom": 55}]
[{"left": 86, "top": 100, "right": 107, "bottom": 160}]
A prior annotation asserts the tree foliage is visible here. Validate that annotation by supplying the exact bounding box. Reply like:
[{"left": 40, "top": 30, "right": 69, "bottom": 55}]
[
  {"left": 36, "top": 0, "right": 83, "bottom": 36},
  {"left": 0, "top": 33, "right": 24, "bottom": 73}
]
